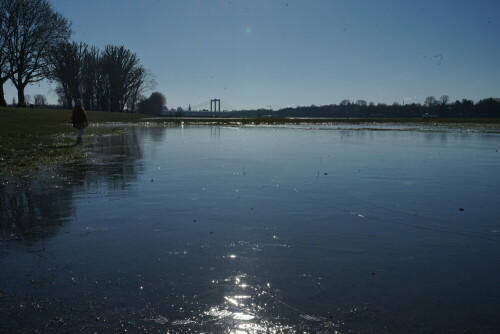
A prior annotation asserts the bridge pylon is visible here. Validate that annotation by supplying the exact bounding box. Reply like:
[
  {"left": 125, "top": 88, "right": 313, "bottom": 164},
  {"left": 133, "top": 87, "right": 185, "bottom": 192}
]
[{"left": 210, "top": 99, "right": 221, "bottom": 112}]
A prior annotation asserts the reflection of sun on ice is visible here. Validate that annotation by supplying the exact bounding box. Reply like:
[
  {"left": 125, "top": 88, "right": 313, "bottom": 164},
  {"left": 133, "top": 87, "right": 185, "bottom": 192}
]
[
  {"left": 224, "top": 295, "right": 252, "bottom": 307},
  {"left": 225, "top": 296, "right": 240, "bottom": 306},
  {"left": 201, "top": 273, "right": 319, "bottom": 332},
  {"left": 197, "top": 273, "right": 310, "bottom": 332},
  {"left": 205, "top": 273, "right": 259, "bottom": 330}
]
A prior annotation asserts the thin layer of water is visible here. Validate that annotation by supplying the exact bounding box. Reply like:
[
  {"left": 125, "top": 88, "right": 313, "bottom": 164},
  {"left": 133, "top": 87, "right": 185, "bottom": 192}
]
[{"left": 1, "top": 125, "right": 499, "bottom": 332}]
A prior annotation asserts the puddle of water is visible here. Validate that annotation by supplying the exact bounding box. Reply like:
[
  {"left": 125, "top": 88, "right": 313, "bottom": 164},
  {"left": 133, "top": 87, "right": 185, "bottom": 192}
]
[{"left": 1, "top": 125, "right": 500, "bottom": 333}]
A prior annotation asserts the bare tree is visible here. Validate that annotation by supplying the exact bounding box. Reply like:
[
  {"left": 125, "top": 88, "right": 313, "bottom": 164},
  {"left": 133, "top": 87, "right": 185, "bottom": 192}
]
[
  {"left": 439, "top": 95, "right": 449, "bottom": 106},
  {"left": 54, "top": 85, "right": 65, "bottom": 107},
  {"left": 81, "top": 46, "right": 100, "bottom": 110},
  {"left": 99, "top": 45, "right": 154, "bottom": 113},
  {"left": 356, "top": 99, "right": 367, "bottom": 107},
  {"left": 47, "top": 41, "right": 87, "bottom": 107},
  {"left": 126, "top": 67, "right": 155, "bottom": 113},
  {"left": 33, "top": 93, "right": 46, "bottom": 106},
  {"left": 24, "top": 94, "right": 32, "bottom": 105},
  {"left": 340, "top": 99, "right": 351, "bottom": 120},
  {"left": 4, "top": 0, "right": 71, "bottom": 106},
  {"left": 96, "top": 54, "right": 110, "bottom": 111},
  {"left": 424, "top": 96, "right": 438, "bottom": 107},
  {"left": 101, "top": 45, "right": 141, "bottom": 112},
  {"left": 0, "top": 0, "right": 12, "bottom": 106}
]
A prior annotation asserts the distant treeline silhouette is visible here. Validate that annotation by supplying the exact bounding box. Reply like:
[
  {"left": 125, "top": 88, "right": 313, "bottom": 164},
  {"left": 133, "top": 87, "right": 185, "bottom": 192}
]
[
  {"left": 228, "top": 97, "right": 500, "bottom": 119},
  {"left": 0, "top": 0, "right": 158, "bottom": 113}
]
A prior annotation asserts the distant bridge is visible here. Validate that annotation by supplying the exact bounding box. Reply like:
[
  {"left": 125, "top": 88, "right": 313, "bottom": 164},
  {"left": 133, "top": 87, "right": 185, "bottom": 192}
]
[{"left": 191, "top": 99, "right": 236, "bottom": 112}]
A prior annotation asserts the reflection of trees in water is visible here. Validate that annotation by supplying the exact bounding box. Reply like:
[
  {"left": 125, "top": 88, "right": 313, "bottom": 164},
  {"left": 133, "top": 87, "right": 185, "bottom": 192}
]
[
  {"left": 134, "top": 125, "right": 167, "bottom": 143},
  {"left": 64, "top": 131, "right": 143, "bottom": 190},
  {"left": 147, "top": 126, "right": 167, "bottom": 143},
  {"left": 0, "top": 176, "right": 74, "bottom": 244},
  {"left": 0, "top": 131, "right": 142, "bottom": 244}
]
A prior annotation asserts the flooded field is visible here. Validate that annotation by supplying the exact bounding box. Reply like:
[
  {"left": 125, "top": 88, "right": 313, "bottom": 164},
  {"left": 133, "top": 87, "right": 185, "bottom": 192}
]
[{"left": 1, "top": 124, "right": 500, "bottom": 333}]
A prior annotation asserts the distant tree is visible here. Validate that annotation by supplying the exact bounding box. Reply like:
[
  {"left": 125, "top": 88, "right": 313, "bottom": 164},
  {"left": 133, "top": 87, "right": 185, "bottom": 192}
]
[
  {"left": 81, "top": 46, "right": 100, "bottom": 110},
  {"left": 368, "top": 101, "right": 375, "bottom": 107},
  {"left": 461, "top": 99, "right": 474, "bottom": 106},
  {"left": 47, "top": 41, "right": 87, "bottom": 108},
  {"left": 148, "top": 92, "right": 166, "bottom": 115},
  {"left": 101, "top": 45, "right": 143, "bottom": 112},
  {"left": 356, "top": 100, "right": 367, "bottom": 107},
  {"left": 339, "top": 100, "right": 351, "bottom": 119},
  {"left": 33, "top": 94, "right": 46, "bottom": 106},
  {"left": 3, "top": 0, "right": 71, "bottom": 106},
  {"left": 24, "top": 94, "right": 32, "bottom": 105},
  {"left": 95, "top": 52, "right": 110, "bottom": 111},
  {"left": 439, "top": 95, "right": 449, "bottom": 105},
  {"left": 392, "top": 101, "right": 400, "bottom": 106},
  {"left": 55, "top": 88, "right": 66, "bottom": 106},
  {"left": 424, "top": 96, "right": 438, "bottom": 107},
  {"left": 138, "top": 91, "right": 166, "bottom": 115},
  {"left": 54, "top": 85, "right": 66, "bottom": 107},
  {"left": 126, "top": 67, "right": 155, "bottom": 113},
  {"left": 475, "top": 98, "right": 500, "bottom": 117}
]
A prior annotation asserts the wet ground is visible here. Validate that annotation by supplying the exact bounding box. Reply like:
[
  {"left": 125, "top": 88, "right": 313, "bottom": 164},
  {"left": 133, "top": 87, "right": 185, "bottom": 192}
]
[{"left": 1, "top": 124, "right": 500, "bottom": 333}]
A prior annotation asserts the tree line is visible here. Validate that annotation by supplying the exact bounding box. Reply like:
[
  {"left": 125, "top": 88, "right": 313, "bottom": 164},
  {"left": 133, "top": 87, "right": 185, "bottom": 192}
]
[
  {"left": 229, "top": 96, "right": 500, "bottom": 119},
  {"left": 0, "top": 0, "right": 164, "bottom": 114}
]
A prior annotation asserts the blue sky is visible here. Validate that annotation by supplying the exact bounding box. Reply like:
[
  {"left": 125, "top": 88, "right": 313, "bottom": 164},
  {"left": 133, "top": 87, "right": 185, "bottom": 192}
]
[{"left": 5, "top": 0, "right": 500, "bottom": 110}]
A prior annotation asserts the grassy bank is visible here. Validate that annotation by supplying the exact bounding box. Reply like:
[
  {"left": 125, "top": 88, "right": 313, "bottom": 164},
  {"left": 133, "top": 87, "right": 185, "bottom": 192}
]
[
  {"left": 0, "top": 107, "right": 143, "bottom": 176},
  {"left": 1, "top": 106, "right": 499, "bottom": 176}
]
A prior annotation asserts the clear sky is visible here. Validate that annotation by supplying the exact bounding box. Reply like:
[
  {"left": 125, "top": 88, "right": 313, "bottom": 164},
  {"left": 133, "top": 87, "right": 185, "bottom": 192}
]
[{"left": 4, "top": 0, "right": 500, "bottom": 110}]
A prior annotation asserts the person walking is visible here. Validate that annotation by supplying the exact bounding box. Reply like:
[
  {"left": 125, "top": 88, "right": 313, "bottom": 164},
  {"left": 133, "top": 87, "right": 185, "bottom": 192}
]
[{"left": 72, "top": 99, "right": 88, "bottom": 145}]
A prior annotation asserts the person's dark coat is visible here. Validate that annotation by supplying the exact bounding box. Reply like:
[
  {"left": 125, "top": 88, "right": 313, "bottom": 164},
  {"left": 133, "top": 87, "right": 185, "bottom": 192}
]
[{"left": 72, "top": 105, "right": 88, "bottom": 129}]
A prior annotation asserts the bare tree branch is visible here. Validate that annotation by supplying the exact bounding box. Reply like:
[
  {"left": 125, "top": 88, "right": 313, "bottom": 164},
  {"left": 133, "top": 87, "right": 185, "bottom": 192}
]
[
  {"left": 47, "top": 41, "right": 87, "bottom": 107},
  {"left": 3, "top": 0, "right": 71, "bottom": 106}
]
